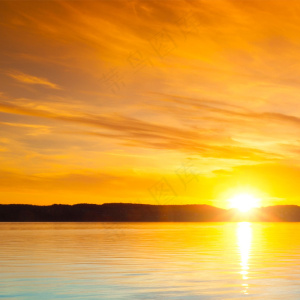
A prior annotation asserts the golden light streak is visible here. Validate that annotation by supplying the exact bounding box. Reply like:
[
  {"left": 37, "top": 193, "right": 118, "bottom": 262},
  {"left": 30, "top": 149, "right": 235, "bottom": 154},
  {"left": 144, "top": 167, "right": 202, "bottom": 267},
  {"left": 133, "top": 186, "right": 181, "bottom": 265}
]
[{"left": 237, "top": 222, "right": 252, "bottom": 294}]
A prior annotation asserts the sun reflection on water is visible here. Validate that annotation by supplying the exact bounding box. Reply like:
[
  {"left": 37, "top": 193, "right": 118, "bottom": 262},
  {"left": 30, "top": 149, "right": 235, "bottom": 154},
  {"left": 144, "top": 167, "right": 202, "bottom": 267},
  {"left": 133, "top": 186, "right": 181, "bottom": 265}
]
[{"left": 237, "top": 222, "right": 252, "bottom": 294}]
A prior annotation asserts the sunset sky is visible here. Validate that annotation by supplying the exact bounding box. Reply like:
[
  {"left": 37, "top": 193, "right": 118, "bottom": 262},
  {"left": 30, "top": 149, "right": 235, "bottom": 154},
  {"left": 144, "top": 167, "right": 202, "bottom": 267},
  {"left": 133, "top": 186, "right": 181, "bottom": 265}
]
[{"left": 1, "top": 0, "right": 300, "bottom": 207}]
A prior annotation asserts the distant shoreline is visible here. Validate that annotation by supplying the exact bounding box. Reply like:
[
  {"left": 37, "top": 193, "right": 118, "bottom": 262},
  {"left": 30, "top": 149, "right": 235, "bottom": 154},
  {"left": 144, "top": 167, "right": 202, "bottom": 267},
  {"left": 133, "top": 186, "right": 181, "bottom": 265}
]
[{"left": 1, "top": 203, "right": 300, "bottom": 222}]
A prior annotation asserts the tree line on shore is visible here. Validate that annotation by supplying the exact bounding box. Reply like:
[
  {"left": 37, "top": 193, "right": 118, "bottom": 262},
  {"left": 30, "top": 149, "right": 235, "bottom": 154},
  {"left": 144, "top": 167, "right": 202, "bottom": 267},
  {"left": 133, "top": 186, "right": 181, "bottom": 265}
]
[{"left": 1, "top": 203, "right": 300, "bottom": 222}]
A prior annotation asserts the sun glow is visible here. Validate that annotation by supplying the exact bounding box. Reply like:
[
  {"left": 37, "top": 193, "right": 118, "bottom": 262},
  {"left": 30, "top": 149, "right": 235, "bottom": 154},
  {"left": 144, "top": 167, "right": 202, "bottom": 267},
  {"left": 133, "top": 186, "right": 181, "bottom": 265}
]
[{"left": 229, "top": 193, "right": 260, "bottom": 212}]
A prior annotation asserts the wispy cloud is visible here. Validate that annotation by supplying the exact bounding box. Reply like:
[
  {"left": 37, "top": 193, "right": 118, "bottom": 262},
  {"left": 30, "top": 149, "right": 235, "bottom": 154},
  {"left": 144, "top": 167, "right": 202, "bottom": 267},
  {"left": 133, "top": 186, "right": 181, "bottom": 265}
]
[
  {"left": 7, "top": 72, "right": 61, "bottom": 90},
  {"left": 0, "top": 121, "right": 51, "bottom": 136},
  {"left": 0, "top": 99, "right": 281, "bottom": 161}
]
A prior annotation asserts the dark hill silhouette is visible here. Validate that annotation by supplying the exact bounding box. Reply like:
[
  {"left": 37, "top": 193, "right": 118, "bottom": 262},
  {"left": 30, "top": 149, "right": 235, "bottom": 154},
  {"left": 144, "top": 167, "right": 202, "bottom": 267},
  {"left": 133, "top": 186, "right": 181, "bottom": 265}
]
[{"left": 1, "top": 203, "right": 300, "bottom": 222}]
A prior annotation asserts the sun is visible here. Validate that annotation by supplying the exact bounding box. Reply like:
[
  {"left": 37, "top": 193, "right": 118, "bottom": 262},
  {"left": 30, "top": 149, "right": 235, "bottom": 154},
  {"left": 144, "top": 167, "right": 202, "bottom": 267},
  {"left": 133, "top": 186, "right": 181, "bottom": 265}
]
[{"left": 229, "top": 193, "right": 260, "bottom": 212}]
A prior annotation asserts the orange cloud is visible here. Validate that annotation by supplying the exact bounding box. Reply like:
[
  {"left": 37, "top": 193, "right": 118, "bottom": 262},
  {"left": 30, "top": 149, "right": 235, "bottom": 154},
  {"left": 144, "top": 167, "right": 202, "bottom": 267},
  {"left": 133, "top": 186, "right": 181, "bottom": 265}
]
[{"left": 7, "top": 72, "right": 61, "bottom": 89}]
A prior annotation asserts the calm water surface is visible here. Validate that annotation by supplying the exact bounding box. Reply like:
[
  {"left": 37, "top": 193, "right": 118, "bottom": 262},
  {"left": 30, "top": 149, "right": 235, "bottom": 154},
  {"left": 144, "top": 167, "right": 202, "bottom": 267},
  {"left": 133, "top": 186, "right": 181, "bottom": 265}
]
[{"left": 1, "top": 222, "right": 300, "bottom": 299}]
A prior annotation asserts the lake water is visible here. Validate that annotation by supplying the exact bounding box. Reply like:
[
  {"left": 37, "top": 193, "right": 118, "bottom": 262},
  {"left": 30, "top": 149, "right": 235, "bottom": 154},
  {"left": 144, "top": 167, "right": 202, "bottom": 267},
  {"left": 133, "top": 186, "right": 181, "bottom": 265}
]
[{"left": 1, "top": 222, "right": 300, "bottom": 299}]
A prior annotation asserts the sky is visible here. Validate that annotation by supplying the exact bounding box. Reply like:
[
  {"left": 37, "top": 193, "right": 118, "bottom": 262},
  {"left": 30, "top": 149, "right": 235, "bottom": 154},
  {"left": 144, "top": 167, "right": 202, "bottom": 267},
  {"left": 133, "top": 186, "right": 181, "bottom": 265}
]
[{"left": 1, "top": 0, "right": 300, "bottom": 207}]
